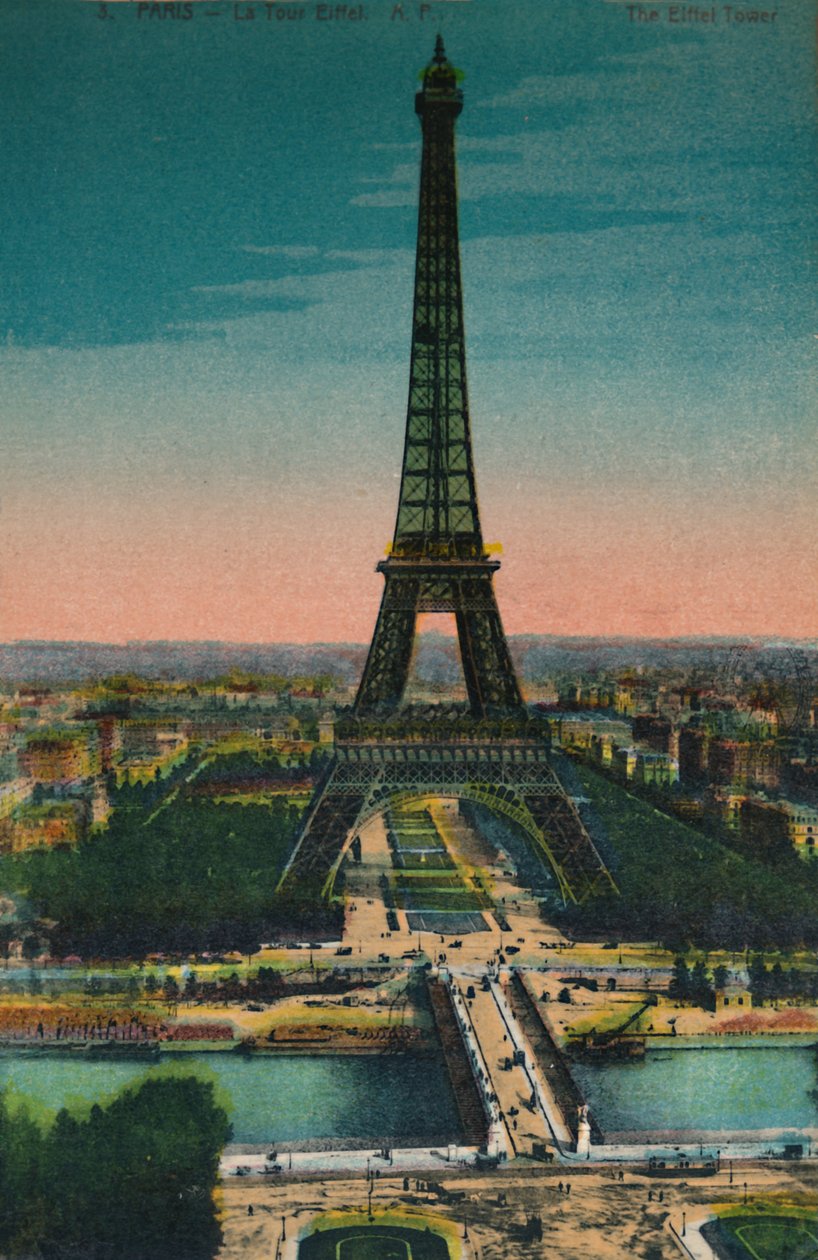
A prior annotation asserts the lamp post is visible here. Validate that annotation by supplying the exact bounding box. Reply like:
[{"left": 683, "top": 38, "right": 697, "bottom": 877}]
[
  {"left": 681, "top": 1211, "right": 686, "bottom": 1238},
  {"left": 743, "top": 1181, "right": 748, "bottom": 1205},
  {"left": 281, "top": 1216, "right": 286, "bottom": 1240}
]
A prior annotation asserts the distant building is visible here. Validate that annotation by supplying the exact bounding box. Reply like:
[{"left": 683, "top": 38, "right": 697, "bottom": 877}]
[
  {"left": 90, "top": 778, "right": 112, "bottom": 826},
  {"left": 0, "top": 778, "right": 34, "bottom": 820},
  {"left": 633, "top": 751, "right": 679, "bottom": 788},
  {"left": 678, "top": 725, "right": 709, "bottom": 785},
  {"left": 714, "top": 983, "right": 752, "bottom": 1012},
  {"left": 612, "top": 746, "right": 638, "bottom": 780},
  {"left": 551, "top": 715, "right": 631, "bottom": 751},
  {"left": 21, "top": 727, "right": 100, "bottom": 785},
  {"left": 632, "top": 714, "right": 672, "bottom": 754},
  {"left": 11, "top": 799, "right": 86, "bottom": 852},
  {"left": 708, "top": 738, "right": 780, "bottom": 790},
  {"left": 776, "top": 799, "right": 818, "bottom": 859},
  {"left": 93, "top": 715, "right": 123, "bottom": 773},
  {"left": 667, "top": 797, "right": 704, "bottom": 823},
  {"left": 703, "top": 787, "right": 748, "bottom": 831},
  {"left": 614, "top": 676, "right": 656, "bottom": 717}
]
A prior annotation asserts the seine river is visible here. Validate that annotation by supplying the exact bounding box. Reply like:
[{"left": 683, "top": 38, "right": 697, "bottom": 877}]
[
  {"left": 571, "top": 1043, "right": 818, "bottom": 1137},
  {"left": 3, "top": 1042, "right": 815, "bottom": 1145},
  {"left": 0, "top": 1051, "right": 462, "bottom": 1146}
]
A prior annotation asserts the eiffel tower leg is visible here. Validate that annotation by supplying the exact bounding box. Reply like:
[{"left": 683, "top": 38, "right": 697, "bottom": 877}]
[
  {"left": 276, "top": 762, "right": 367, "bottom": 906},
  {"left": 523, "top": 793, "right": 618, "bottom": 905},
  {"left": 355, "top": 587, "right": 417, "bottom": 715},
  {"left": 455, "top": 580, "right": 522, "bottom": 714}
]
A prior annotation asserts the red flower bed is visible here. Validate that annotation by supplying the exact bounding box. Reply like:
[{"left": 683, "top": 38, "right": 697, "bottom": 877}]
[
  {"left": 166, "top": 1021, "right": 235, "bottom": 1041},
  {"left": 0, "top": 1005, "right": 165, "bottom": 1041},
  {"left": 719, "top": 1007, "right": 818, "bottom": 1033}
]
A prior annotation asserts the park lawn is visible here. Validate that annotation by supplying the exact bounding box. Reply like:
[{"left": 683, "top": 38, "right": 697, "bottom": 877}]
[
  {"left": 182, "top": 977, "right": 429, "bottom": 1039},
  {"left": 212, "top": 791, "right": 311, "bottom": 806},
  {"left": 556, "top": 997, "right": 661, "bottom": 1039},
  {"left": 390, "top": 874, "right": 487, "bottom": 912},
  {"left": 302, "top": 1210, "right": 460, "bottom": 1260},
  {"left": 711, "top": 1214, "right": 818, "bottom": 1260},
  {"left": 570, "top": 764, "right": 818, "bottom": 946}
]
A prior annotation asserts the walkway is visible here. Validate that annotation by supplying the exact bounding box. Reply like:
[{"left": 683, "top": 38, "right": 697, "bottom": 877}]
[{"left": 451, "top": 976, "right": 557, "bottom": 1159}]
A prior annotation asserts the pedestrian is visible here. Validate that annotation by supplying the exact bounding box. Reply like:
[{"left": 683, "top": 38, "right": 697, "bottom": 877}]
[
  {"left": 658, "top": 1190, "right": 664, "bottom": 1203},
  {"left": 648, "top": 1190, "right": 653, "bottom": 1202},
  {"left": 247, "top": 1205, "right": 254, "bottom": 1217},
  {"left": 565, "top": 1183, "right": 571, "bottom": 1197},
  {"left": 558, "top": 1181, "right": 563, "bottom": 1194}
]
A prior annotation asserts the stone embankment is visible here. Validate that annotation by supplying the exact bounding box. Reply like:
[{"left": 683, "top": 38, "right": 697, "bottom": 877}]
[
  {"left": 508, "top": 972, "right": 602, "bottom": 1143},
  {"left": 426, "top": 978, "right": 490, "bottom": 1148}
]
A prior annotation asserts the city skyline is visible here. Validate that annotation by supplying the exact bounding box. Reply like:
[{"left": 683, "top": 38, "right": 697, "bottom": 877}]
[{"left": 3, "top": 0, "right": 816, "bottom": 644}]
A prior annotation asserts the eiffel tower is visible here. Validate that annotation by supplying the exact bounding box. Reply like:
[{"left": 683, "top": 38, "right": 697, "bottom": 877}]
[{"left": 277, "top": 39, "right": 616, "bottom": 916}]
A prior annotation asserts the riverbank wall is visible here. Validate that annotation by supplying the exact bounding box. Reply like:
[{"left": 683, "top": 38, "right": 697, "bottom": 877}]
[
  {"left": 508, "top": 971, "right": 602, "bottom": 1144},
  {"left": 426, "top": 978, "right": 490, "bottom": 1149}
]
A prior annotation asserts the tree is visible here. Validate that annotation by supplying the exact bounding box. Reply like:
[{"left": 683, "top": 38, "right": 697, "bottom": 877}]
[
  {"left": 712, "top": 964, "right": 729, "bottom": 990},
  {"left": 690, "top": 960, "right": 713, "bottom": 1007},
  {"left": 0, "top": 1090, "right": 46, "bottom": 1254},
  {"left": 39, "top": 1075, "right": 231, "bottom": 1259},
  {"left": 84, "top": 974, "right": 103, "bottom": 998},
  {"left": 770, "top": 961, "right": 785, "bottom": 1001},
  {"left": 668, "top": 957, "right": 691, "bottom": 1001},
  {"left": 748, "top": 954, "right": 770, "bottom": 1004}
]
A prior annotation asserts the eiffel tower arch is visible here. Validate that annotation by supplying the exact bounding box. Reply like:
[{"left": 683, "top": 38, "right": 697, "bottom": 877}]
[{"left": 277, "top": 40, "right": 617, "bottom": 915}]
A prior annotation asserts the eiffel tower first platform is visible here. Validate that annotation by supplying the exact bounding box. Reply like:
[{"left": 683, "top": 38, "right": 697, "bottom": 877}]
[{"left": 277, "top": 39, "right": 616, "bottom": 916}]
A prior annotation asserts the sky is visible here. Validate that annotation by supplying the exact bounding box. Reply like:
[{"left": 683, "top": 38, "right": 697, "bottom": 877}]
[{"left": 2, "top": 0, "right": 816, "bottom": 644}]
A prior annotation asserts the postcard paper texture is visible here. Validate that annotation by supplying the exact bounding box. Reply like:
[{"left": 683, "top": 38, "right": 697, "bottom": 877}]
[{"left": 1, "top": 1, "right": 817, "bottom": 1258}]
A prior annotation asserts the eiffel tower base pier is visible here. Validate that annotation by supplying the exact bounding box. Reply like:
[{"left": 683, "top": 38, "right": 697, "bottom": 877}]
[{"left": 276, "top": 717, "right": 617, "bottom": 915}]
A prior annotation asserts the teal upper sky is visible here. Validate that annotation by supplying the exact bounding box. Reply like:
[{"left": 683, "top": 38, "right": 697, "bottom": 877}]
[{"left": 2, "top": 0, "right": 817, "bottom": 642}]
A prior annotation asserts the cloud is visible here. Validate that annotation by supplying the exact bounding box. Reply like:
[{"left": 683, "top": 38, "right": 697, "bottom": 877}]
[
  {"left": 350, "top": 188, "right": 416, "bottom": 209},
  {"left": 325, "top": 248, "right": 414, "bottom": 266},
  {"left": 367, "top": 141, "right": 417, "bottom": 153},
  {"left": 478, "top": 44, "right": 705, "bottom": 112},
  {"left": 350, "top": 161, "right": 416, "bottom": 208},
  {"left": 239, "top": 245, "right": 320, "bottom": 259}
]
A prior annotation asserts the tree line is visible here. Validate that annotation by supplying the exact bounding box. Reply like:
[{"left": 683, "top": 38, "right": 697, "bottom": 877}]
[
  {"left": 0, "top": 792, "right": 311, "bottom": 958},
  {"left": 558, "top": 765, "right": 818, "bottom": 951},
  {"left": 0, "top": 1073, "right": 230, "bottom": 1258}
]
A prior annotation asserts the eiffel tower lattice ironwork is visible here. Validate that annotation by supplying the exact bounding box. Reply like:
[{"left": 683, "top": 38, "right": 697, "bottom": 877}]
[{"left": 277, "top": 40, "right": 617, "bottom": 914}]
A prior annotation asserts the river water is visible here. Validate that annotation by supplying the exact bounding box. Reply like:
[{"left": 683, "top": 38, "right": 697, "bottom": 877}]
[
  {"left": 0, "top": 1051, "right": 462, "bottom": 1146},
  {"left": 4, "top": 1042, "right": 814, "bottom": 1146},
  {"left": 571, "top": 1043, "right": 818, "bottom": 1138}
]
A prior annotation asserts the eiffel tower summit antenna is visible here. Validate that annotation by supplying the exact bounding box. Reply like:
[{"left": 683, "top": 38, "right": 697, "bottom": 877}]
[{"left": 276, "top": 45, "right": 617, "bottom": 920}]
